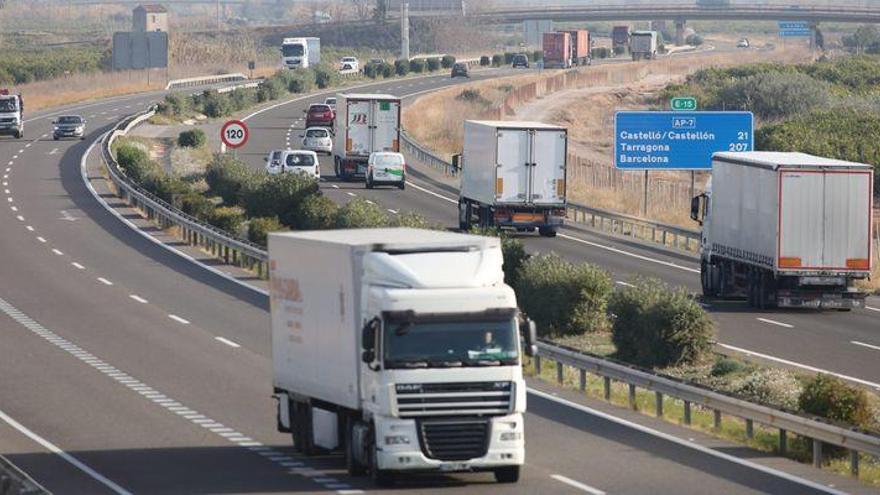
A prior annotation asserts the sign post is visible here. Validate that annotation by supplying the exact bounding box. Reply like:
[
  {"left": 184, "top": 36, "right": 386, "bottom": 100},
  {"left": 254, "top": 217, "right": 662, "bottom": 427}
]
[{"left": 220, "top": 119, "right": 249, "bottom": 158}]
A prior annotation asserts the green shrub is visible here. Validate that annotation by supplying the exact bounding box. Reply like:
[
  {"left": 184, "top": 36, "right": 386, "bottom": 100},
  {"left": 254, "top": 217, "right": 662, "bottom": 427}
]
[
  {"left": 480, "top": 55, "right": 491, "bottom": 66},
  {"left": 335, "top": 197, "right": 390, "bottom": 228},
  {"left": 591, "top": 47, "right": 610, "bottom": 59},
  {"left": 799, "top": 374, "right": 874, "bottom": 428},
  {"left": 491, "top": 54, "right": 503, "bottom": 67},
  {"left": 177, "top": 129, "right": 207, "bottom": 148},
  {"left": 514, "top": 254, "right": 612, "bottom": 336},
  {"left": 609, "top": 278, "right": 714, "bottom": 368},
  {"left": 441, "top": 55, "right": 456, "bottom": 68},
  {"left": 144, "top": 175, "right": 191, "bottom": 204},
  {"left": 456, "top": 89, "right": 487, "bottom": 104},
  {"left": 381, "top": 62, "right": 395, "bottom": 78},
  {"left": 205, "top": 154, "right": 261, "bottom": 206},
  {"left": 501, "top": 237, "right": 529, "bottom": 289},
  {"left": 390, "top": 211, "right": 430, "bottom": 228},
  {"left": 686, "top": 34, "right": 704, "bottom": 46},
  {"left": 297, "top": 194, "right": 339, "bottom": 230},
  {"left": 395, "top": 59, "right": 410, "bottom": 76},
  {"left": 256, "top": 77, "right": 285, "bottom": 102},
  {"left": 711, "top": 357, "right": 748, "bottom": 377},
  {"left": 178, "top": 192, "right": 215, "bottom": 220},
  {"left": 503, "top": 52, "right": 516, "bottom": 64},
  {"left": 426, "top": 57, "right": 441, "bottom": 72},
  {"left": 287, "top": 69, "right": 315, "bottom": 93},
  {"left": 717, "top": 72, "right": 830, "bottom": 119},
  {"left": 409, "top": 58, "right": 426, "bottom": 74},
  {"left": 162, "top": 93, "right": 191, "bottom": 117},
  {"left": 200, "top": 91, "right": 232, "bottom": 118},
  {"left": 613, "top": 45, "right": 627, "bottom": 56},
  {"left": 532, "top": 50, "right": 543, "bottom": 62},
  {"left": 115, "top": 143, "right": 160, "bottom": 184},
  {"left": 0, "top": 45, "right": 107, "bottom": 85},
  {"left": 314, "top": 64, "right": 339, "bottom": 89},
  {"left": 208, "top": 206, "right": 245, "bottom": 234},
  {"left": 228, "top": 87, "right": 257, "bottom": 112},
  {"left": 243, "top": 173, "right": 319, "bottom": 226},
  {"left": 248, "top": 216, "right": 287, "bottom": 246},
  {"left": 364, "top": 63, "right": 378, "bottom": 79},
  {"left": 730, "top": 369, "right": 802, "bottom": 410}
]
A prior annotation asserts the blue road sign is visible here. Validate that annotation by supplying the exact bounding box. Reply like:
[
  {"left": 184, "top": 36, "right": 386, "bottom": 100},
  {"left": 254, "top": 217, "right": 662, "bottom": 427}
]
[
  {"left": 780, "top": 30, "right": 811, "bottom": 37},
  {"left": 614, "top": 111, "right": 753, "bottom": 170},
  {"left": 778, "top": 21, "right": 808, "bottom": 30}
]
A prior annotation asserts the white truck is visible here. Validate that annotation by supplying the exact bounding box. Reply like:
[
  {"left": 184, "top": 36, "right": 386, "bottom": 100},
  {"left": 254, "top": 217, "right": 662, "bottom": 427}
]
[
  {"left": 630, "top": 30, "right": 659, "bottom": 60},
  {"left": 691, "top": 152, "right": 874, "bottom": 309},
  {"left": 458, "top": 121, "right": 567, "bottom": 237},
  {"left": 332, "top": 93, "right": 401, "bottom": 181},
  {"left": 0, "top": 90, "right": 24, "bottom": 139},
  {"left": 281, "top": 37, "right": 321, "bottom": 69},
  {"left": 269, "top": 228, "right": 534, "bottom": 485}
]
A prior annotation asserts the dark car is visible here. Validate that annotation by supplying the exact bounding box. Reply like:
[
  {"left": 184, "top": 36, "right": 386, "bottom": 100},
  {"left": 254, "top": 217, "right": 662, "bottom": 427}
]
[
  {"left": 53, "top": 115, "right": 86, "bottom": 140},
  {"left": 451, "top": 62, "right": 469, "bottom": 78},
  {"left": 305, "top": 104, "right": 334, "bottom": 127},
  {"left": 512, "top": 54, "right": 529, "bottom": 68}
]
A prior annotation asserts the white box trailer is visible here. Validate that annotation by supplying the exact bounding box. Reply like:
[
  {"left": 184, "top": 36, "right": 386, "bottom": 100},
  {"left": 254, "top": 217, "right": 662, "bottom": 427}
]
[
  {"left": 332, "top": 93, "right": 401, "bottom": 181},
  {"left": 269, "top": 228, "right": 533, "bottom": 485},
  {"left": 459, "top": 120, "right": 567, "bottom": 237},
  {"left": 692, "top": 151, "right": 874, "bottom": 309}
]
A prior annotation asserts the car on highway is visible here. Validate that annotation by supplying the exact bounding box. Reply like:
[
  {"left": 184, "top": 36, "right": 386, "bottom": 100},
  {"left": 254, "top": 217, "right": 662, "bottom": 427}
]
[
  {"left": 737, "top": 38, "right": 750, "bottom": 48},
  {"left": 340, "top": 56, "right": 359, "bottom": 72},
  {"left": 52, "top": 115, "right": 87, "bottom": 140},
  {"left": 365, "top": 151, "right": 405, "bottom": 189},
  {"left": 304, "top": 103, "right": 334, "bottom": 128},
  {"left": 265, "top": 149, "right": 320, "bottom": 179},
  {"left": 323, "top": 96, "right": 336, "bottom": 112},
  {"left": 451, "top": 62, "right": 469, "bottom": 78},
  {"left": 512, "top": 53, "right": 530, "bottom": 68},
  {"left": 300, "top": 127, "right": 332, "bottom": 155}
]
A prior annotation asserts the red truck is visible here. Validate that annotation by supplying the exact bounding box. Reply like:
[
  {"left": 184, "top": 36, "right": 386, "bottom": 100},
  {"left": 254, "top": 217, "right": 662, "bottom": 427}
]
[
  {"left": 565, "top": 30, "right": 592, "bottom": 66},
  {"left": 612, "top": 25, "right": 631, "bottom": 55},
  {"left": 543, "top": 32, "right": 572, "bottom": 69}
]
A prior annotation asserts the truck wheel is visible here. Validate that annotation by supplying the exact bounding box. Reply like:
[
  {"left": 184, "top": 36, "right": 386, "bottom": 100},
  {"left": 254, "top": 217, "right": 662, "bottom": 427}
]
[
  {"left": 494, "top": 466, "right": 520, "bottom": 483},
  {"left": 16, "top": 130, "right": 23, "bottom": 139},
  {"left": 293, "top": 401, "right": 317, "bottom": 456},
  {"left": 458, "top": 200, "right": 471, "bottom": 231},
  {"left": 538, "top": 227, "right": 557, "bottom": 237},
  {"left": 366, "top": 175, "right": 374, "bottom": 189},
  {"left": 345, "top": 420, "right": 367, "bottom": 476},
  {"left": 398, "top": 180, "right": 405, "bottom": 190}
]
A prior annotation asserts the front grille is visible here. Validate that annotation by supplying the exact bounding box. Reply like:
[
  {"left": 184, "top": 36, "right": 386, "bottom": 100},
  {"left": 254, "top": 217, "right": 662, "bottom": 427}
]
[
  {"left": 395, "top": 381, "right": 512, "bottom": 418},
  {"left": 418, "top": 418, "right": 490, "bottom": 461}
]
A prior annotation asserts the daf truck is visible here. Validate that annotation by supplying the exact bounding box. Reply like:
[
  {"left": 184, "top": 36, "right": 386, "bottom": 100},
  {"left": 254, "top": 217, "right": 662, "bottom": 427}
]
[
  {"left": 630, "top": 30, "right": 659, "bottom": 60},
  {"left": 458, "top": 121, "right": 567, "bottom": 237},
  {"left": 333, "top": 93, "right": 401, "bottom": 181},
  {"left": 269, "top": 228, "right": 535, "bottom": 485},
  {"left": 281, "top": 37, "right": 321, "bottom": 69},
  {"left": 691, "top": 152, "right": 874, "bottom": 309},
  {"left": 0, "top": 90, "right": 24, "bottom": 139}
]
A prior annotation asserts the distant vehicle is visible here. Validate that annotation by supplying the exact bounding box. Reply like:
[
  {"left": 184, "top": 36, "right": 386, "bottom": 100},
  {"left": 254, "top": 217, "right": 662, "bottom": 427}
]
[
  {"left": 52, "top": 115, "right": 86, "bottom": 141},
  {"left": 301, "top": 127, "right": 332, "bottom": 155},
  {"left": 305, "top": 103, "right": 334, "bottom": 128},
  {"left": 340, "top": 56, "right": 360, "bottom": 72},
  {"left": 692, "top": 152, "right": 874, "bottom": 310},
  {"left": 281, "top": 37, "right": 320, "bottom": 69},
  {"left": 630, "top": 30, "right": 659, "bottom": 60},
  {"left": 366, "top": 151, "right": 406, "bottom": 189},
  {"left": 0, "top": 89, "right": 24, "bottom": 139},
  {"left": 511, "top": 53, "right": 529, "bottom": 68},
  {"left": 564, "top": 29, "right": 592, "bottom": 65},
  {"left": 333, "top": 93, "right": 401, "bottom": 181},
  {"left": 324, "top": 96, "right": 337, "bottom": 112},
  {"left": 611, "top": 25, "right": 631, "bottom": 54},
  {"left": 737, "top": 38, "right": 750, "bottom": 48},
  {"left": 451, "top": 62, "right": 469, "bottom": 78},
  {"left": 458, "top": 120, "right": 567, "bottom": 237},
  {"left": 543, "top": 32, "right": 573, "bottom": 68},
  {"left": 264, "top": 149, "right": 320, "bottom": 179}
]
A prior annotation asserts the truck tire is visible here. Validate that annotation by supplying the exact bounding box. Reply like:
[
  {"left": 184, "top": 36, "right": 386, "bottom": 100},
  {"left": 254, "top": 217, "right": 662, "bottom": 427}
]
[
  {"left": 494, "top": 466, "right": 520, "bottom": 483},
  {"left": 398, "top": 180, "right": 405, "bottom": 190},
  {"left": 293, "top": 401, "right": 317, "bottom": 456},
  {"left": 458, "top": 200, "right": 471, "bottom": 231},
  {"left": 16, "top": 130, "right": 23, "bottom": 139},
  {"left": 345, "top": 419, "right": 367, "bottom": 476},
  {"left": 538, "top": 227, "right": 557, "bottom": 237},
  {"left": 366, "top": 174, "right": 374, "bottom": 189}
]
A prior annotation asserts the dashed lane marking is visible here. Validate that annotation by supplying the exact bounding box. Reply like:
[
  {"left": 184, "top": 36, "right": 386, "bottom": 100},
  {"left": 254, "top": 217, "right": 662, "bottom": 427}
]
[
  {"left": 168, "top": 314, "right": 190, "bottom": 325},
  {"left": 756, "top": 317, "right": 793, "bottom": 329},
  {"left": 71, "top": 262, "right": 85, "bottom": 270},
  {"left": 346, "top": 192, "right": 356, "bottom": 197},
  {"left": 851, "top": 341, "right": 880, "bottom": 352},
  {"left": 215, "top": 336, "right": 241, "bottom": 348},
  {"left": 129, "top": 295, "right": 148, "bottom": 304},
  {"left": 97, "top": 277, "right": 113, "bottom": 286},
  {"left": 51, "top": 248, "right": 63, "bottom": 256},
  {"left": 36, "top": 237, "right": 46, "bottom": 243},
  {"left": 551, "top": 474, "right": 606, "bottom": 495}
]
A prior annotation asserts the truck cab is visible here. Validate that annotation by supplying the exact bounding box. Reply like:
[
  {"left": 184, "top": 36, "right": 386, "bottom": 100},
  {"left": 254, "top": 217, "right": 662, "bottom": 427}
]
[{"left": 0, "top": 90, "right": 24, "bottom": 139}]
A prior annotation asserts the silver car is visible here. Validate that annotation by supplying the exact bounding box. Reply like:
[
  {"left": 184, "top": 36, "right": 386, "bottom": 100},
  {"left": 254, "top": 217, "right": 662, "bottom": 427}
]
[
  {"left": 53, "top": 115, "right": 86, "bottom": 140},
  {"left": 301, "top": 127, "right": 332, "bottom": 155}
]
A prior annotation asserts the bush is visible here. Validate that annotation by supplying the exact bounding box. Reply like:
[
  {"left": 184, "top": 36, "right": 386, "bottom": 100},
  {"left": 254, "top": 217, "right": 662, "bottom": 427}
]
[
  {"left": 200, "top": 91, "right": 232, "bottom": 118},
  {"left": 480, "top": 55, "right": 491, "bottom": 66},
  {"left": 799, "top": 374, "right": 874, "bottom": 428},
  {"left": 426, "top": 57, "right": 441, "bottom": 72},
  {"left": 394, "top": 59, "right": 410, "bottom": 76},
  {"left": 441, "top": 55, "right": 456, "bottom": 68},
  {"left": 501, "top": 237, "right": 529, "bottom": 289},
  {"left": 491, "top": 54, "right": 503, "bottom": 67},
  {"left": 313, "top": 64, "right": 339, "bottom": 89},
  {"left": 390, "top": 211, "right": 431, "bottom": 228},
  {"left": 243, "top": 173, "right": 319, "bottom": 226},
  {"left": 380, "top": 62, "right": 395, "bottom": 78},
  {"left": 208, "top": 206, "right": 245, "bottom": 234},
  {"left": 335, "top": 197, "right": 390, "bottom": 228},
  {"left": 532, "top": 50, "right": 543, "bottom": 62},
  {"left": 297, "top": 194, "right": 339, "bottom": 230},
  {"left": 286, "top": 70, "right": 314, "bottom": 93},
  {"left": 686, "top": 34, "right": 704, "bottom": 46},
  {"left": 717, "top": 72, "right": 830, "bottom": 119},
  {"left": 514, "top": 254, "right": 612, "bottom": 336},
  {"left": 205, "top": 154, "right": 260, "bottom": 206},
  {"left": 711, "top": 357, "right": 748, "bottom": 377},
  {"left": 591, "top": 47, "right": 610, "bottom": 59},
  {"left": 178, "top": 192, "right": 215, "bottom": 220},
  {"left": 730, "top": 369, "right": 802, "bottom": 410},
  {"left": 613, "top": 45, "right": 627, "bottom": 56},
  {"left": 364, "top": 63, "right": 379, "bottom": 79},
  {"left": 228, "top": 87, "right": 257, "bottom": 112},
  {"left": 115, "top": 143, "right": 157, "bottom": 184},
  {"left": 177, "top": 129, "right": 207, "bottom": 148},
  {"left": 409, "top": 58, "right": 426, "bottom": 73},
  {"left": 144, "top": 175, "right": 191, "bottom": 204},
  {"left": 609, "top": 278, "right": 714, "bottom": 368},
  {"left": 503, "top": 52, "right": 516, "bottom": 64},
  {"left": 248, "top": 216, "right": 287, "bottom": 246},
  {"left": 256, "top": 77, "right": 285, "bottom": 102},
  {"left": 162, "top": 93, "right": 191, "bottom": 117}
]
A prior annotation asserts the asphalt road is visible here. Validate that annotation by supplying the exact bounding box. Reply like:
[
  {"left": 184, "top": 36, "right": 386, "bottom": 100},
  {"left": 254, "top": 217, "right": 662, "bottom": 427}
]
[{"left": 0, "top": 62, "right": 871, "bottom": 494}]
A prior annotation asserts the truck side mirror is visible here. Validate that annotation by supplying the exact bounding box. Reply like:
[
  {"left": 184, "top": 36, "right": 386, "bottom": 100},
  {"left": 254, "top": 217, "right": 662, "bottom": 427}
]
[
  {"left": 519, "top": 318, "right": 537, "bottom": 357},
  {"left": 451, "top": 153, "right": 462, "bottom": 171},
  {"left": 690, "top": 194, "right": 705, "bottom": 225}
]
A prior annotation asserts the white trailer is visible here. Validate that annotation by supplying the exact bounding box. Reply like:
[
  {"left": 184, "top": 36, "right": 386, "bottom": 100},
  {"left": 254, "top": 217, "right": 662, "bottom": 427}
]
[
  {"left": 459, "top": 120, "right": 567, "bottom": 237},
  {"left": 281, "top": 37, "right": 320, "bottom": 69},
  {"left": 269, "top": 228, "right": 534, "bottom": 485},
  {"left": 692, "top": 151, "right": 874, "bottom": 309},
  {"left": 630, "top": 30, "right": 658, "bottom": 60},
  {"left": 332, "top": 93, "right": 401, "bottom": 181}
]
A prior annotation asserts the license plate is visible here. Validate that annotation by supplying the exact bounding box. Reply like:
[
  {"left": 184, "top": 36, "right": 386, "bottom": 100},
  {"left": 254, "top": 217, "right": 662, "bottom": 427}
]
[{"left": 439, "top": 463, "right": 469, "bottom": 472}]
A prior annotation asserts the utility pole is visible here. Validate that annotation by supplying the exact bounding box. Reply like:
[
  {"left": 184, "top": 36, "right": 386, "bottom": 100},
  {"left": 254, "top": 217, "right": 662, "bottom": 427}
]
[
  {"left": 401, "top": 2, "right": 410, "bottom": 61},
  {"left": 216, "top": 0, "right": 221, "bottom": 31}
]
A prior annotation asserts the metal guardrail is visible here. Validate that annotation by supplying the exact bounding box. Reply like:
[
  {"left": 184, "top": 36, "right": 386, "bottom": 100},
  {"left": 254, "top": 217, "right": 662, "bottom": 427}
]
[
  {"left": 165, "top": 73, "right": 248, "bottom": 91},
  {"left": 535, "top": 340, "right": 879, "bottom": 475},
  {"left": 0, "top": 455, "right": 49, "bottom": 495}
]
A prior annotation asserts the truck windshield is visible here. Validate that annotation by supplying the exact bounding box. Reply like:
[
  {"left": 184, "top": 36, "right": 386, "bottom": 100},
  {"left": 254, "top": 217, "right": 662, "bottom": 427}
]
[
  {"left": 282, "top": 44, "right": 305, "bottom": 57},
  {"left": 383, "top": 318, "right": 518, "bottom": 368},
  {"left": 0, "top": 100, "right": 17, "bottom": 112}
]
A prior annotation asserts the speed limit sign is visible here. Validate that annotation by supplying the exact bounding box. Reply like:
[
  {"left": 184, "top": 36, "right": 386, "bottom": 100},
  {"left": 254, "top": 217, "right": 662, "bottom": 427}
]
[{"left": 220, "top": 120, "right": 249, "bottom": 149}]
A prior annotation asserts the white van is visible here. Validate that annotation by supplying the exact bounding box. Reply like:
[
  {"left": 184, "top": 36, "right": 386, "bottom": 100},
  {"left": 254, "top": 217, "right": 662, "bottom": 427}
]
[
  {"left": 365, "top": 151, "right": 405, "bottom": 189},
  {"left": 265, "top": 149, "right": 320, "bottom": 180}
]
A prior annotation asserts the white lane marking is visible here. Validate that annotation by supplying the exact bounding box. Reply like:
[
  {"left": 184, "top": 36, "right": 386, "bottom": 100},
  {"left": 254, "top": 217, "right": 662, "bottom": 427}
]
[
  {"left": 405, "top": 180, "right": 457, "bottom": 203},
  {"left": 551, "top": 474, "right": 606, "bottom": 495},
  {"left": 0, "top": 408, "right": 132, "bottom": 495},
  {"left": 97, "top": 277, "right": 113, "bottom": 286},
  {"left": 10, "top": 206, "right": 17, "bottom": 211},
  {"left": 168, "top": 314, "right": 190, "bottom": 325},
  {"left": 866, "top": 306, "right": 880, "bottom": 312},
  {"left": 51, "top": 248, "right": 64, "bottom": 256},
  {"left": 365, "top": 200, "right": 375, "bottom": 205},
  {"left": 756, "top": 317, "right": 793, "bottom": 329},
  {"left": 129, "top": 294, "right": 148, "bottom": 304},
  {"left": 12, "top": 155, "right": 17, "bottom": 159},
  {"left": 17, "top": 149, "right": 24, "bottom": 154},
  {"left": 615, "top": 280, "right": 635, "bottom": 288},
  {"left": 25, "top": 226, "right": 34, "bottom": 231},
  {"left": 215, "top": 336, "right": 241, "bottom": 348},
  {"left": 331, "top": 184, "right": 339, "bottom": 189},
  {"left": 387, "top": 209, "right": 398, "bottom": 214},
  {"left": 7, "top": 197, "right": 12, "bottom": 202},
  {"left": 71, "top": 262, "right": 85, "bottom": 270},
  {"left": 718, "top": 343, "right": 880, "bottom": 390},
  {"left": 851, "top": 340, "right": 880, "bottom": 352},
  {"left": 25, "top": 143, "right": 31, "bottom": 148},
  {"left": 529, "top": 388, "right": 848, "bottom": 495},
  {"left": 346, "top": 192, "right": 356, "bottom": 197},
  {"left": 16, "top": 215, "right": 24, "bottom": 221},
  {"left": 560, "top": 233, "right": 701, "bottom": 274},
  {"left": 36, "top": 236, "right": 46, "bottom": 243},
  {"left": 4, "top": 189, "right": 9, "bottom": 193}
]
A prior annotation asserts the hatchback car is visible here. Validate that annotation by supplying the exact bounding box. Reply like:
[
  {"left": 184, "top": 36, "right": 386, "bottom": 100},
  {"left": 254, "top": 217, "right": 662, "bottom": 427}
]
[
  {"left": 305, "top": 104, "right": 334, "bottom": 127},
  {"left": 324, "top": 96, "right": 337, "bottom": 112},
  {"left": 451, "top": 62, "right": 469, "bottom": 78},
  {"left": 53, "top": 115, "right": 86, "bottom": 140},
  {"left": 366, "top": 152, "right": 405, "bottom": 189},
  {"left": 301, "top": 127, "right": 332, "bottom": 155},
  {"left": 265, "top": 149, "right": 320, "bottom": 180}
]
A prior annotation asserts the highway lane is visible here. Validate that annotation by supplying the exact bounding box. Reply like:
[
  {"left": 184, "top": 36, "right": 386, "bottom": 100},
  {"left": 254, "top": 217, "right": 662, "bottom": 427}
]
[
  {"left": 236, "top": 65, "right": 880, "bottom": 391},
  {"left": 0, "top": 70, "right": 856, "bottom": 493}
]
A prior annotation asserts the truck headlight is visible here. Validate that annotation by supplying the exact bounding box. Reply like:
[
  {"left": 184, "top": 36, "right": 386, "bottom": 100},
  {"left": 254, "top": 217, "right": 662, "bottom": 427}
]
[{"left": 384, "top": 435, "right": 410, "bottom": 445}]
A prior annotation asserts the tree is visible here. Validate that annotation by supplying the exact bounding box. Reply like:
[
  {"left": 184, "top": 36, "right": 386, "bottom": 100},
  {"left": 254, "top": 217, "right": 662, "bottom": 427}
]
[{"left": 349, "top": 0, "right": 373, "bottom": 20}]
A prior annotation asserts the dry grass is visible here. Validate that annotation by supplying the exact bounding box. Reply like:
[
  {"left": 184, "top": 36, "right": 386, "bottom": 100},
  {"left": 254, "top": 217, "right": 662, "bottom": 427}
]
[
  {"left": 20, "top": 71, "right": 165, "bottom": 112},
  {"left": 568, "top": 181, "right": 698, "bottom": 229}
]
